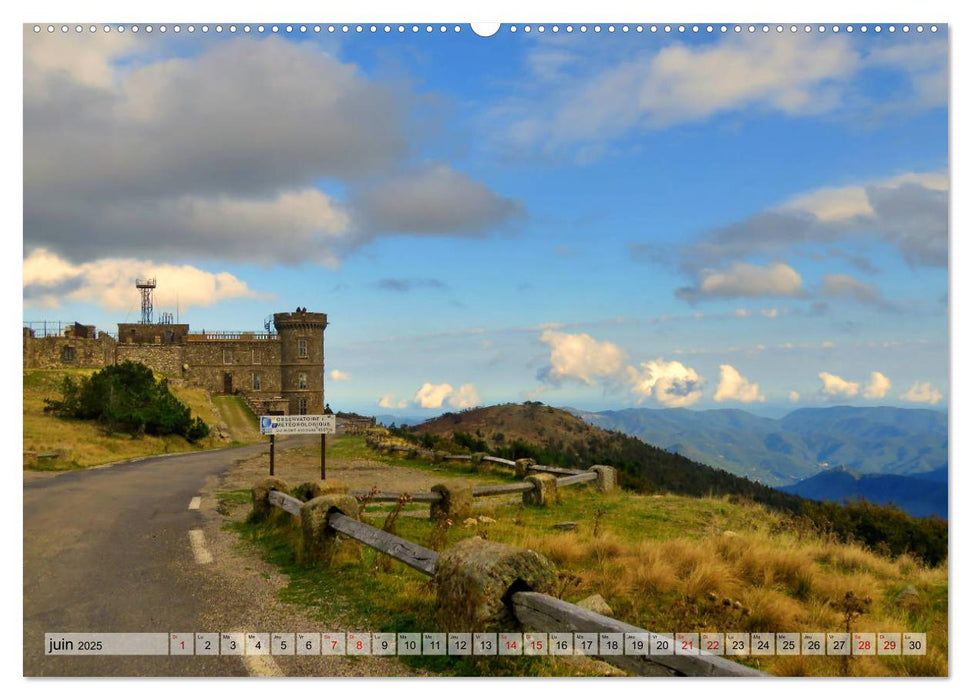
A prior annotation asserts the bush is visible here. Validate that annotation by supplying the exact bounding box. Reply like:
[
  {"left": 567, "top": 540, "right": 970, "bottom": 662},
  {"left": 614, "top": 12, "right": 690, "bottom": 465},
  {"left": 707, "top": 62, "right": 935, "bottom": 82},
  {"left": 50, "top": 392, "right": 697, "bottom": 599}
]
[{"left": 44, "top": 361, "right": 210, "bottom": 442}]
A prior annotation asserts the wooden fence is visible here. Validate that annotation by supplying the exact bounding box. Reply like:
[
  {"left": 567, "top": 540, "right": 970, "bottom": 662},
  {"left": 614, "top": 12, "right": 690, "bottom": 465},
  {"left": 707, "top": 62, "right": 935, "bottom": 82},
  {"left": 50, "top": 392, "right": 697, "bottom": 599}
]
[
  {"left": 358, "top": 440, "right": 608, "bottom": 510},
  {"left": 258, "top": 482, "right": 767, "bottom": 677}
]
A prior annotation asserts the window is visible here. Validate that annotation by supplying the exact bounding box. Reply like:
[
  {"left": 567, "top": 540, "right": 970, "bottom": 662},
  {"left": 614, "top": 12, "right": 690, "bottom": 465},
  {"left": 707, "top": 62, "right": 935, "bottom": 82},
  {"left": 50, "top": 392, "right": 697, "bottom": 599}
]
[
  {"left": 298, "top": 338, "right": 308, "bottom": 358},
  {"left": 298, "top": 372, "right": 308, "bottom": 389},
  {"left": 61, "top": 346, "right": 75, "bottom": 362},
  {"left": 252, "top": 349, "right": 261, "bottom": 364},
  {"left": 297, "top": 397, "right": 308, "bottom": 415},
  {"left": 252, "top": 372, "right": 261, "bottom": 391},
  {"left": 223, "top": 349, "right": 233, "bottom": 364}
]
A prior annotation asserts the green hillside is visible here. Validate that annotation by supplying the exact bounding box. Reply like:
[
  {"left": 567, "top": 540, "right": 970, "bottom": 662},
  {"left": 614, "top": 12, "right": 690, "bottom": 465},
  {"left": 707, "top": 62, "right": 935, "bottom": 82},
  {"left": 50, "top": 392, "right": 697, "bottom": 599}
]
[{"left": 227, "top": 434, "right": 947, "bottom": 677}]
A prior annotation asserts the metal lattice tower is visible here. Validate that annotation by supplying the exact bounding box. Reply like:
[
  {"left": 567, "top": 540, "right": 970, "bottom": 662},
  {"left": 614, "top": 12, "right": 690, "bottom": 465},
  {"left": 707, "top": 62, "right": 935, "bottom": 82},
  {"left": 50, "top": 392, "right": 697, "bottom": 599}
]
[{"left": 135, "top": 278, "right": 157, "bottom": 324}]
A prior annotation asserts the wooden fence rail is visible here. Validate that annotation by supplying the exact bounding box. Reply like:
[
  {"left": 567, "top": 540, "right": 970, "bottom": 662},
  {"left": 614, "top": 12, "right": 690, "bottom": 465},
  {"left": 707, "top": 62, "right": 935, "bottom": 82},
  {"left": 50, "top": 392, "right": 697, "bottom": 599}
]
[
  {"left": 258, "top": 483, "right": 766, "bottom": 677},
  {"left": 555, "top": 472, "right": 599, "bottom": 487},
  {"left": 511, "top": 592, "right": 767, "bottom": 677},
  {"left": 328, "top": 511, "right": 439, "bottom": 576}
]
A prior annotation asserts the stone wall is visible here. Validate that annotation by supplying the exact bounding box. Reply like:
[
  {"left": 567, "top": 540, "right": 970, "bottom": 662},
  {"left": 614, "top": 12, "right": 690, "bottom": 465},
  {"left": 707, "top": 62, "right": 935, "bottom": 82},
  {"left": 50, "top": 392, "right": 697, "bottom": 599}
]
[
  {"left": 184, "top": 340, "right": 283, "bottom": 396},
  {"left": 23, "top": 334, "right": 115, "bottom": 370},
  {"left": 117, "top": 323, "right": 190, "bottom": 344},
  {"left": 115, "top": 344, "right": 185, "bottom": 378}
]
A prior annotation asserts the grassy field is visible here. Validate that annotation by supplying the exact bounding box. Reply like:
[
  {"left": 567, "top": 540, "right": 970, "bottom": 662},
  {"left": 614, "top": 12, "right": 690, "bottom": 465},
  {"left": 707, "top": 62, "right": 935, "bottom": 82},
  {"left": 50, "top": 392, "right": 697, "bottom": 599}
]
[
  {"left": 211, "top": 395, "right": 264, "bottom": 444},
  {"left": 23, "top": 369, "right": 244, "bottom": 470},
  {"left": 226, "top": 435, "right": 948, "bottom": 677}
]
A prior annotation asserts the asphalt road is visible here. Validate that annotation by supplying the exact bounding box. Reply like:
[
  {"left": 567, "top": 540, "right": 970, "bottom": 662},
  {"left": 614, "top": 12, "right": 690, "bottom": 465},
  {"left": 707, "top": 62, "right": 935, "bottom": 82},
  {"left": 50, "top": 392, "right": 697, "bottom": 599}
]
[{"left": 23, "top": 438, "right": 310, "bottom": 677}]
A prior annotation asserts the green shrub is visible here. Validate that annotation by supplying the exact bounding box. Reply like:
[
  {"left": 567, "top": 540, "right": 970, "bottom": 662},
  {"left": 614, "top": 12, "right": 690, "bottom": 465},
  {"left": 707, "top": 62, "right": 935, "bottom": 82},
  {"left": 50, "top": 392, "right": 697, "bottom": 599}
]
[{"left": 44, "top": 361, "right": 210, "bottom": 442}]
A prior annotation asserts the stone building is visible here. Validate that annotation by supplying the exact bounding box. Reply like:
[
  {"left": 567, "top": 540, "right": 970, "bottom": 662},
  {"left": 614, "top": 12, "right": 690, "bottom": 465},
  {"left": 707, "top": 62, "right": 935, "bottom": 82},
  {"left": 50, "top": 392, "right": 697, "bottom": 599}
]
[{"left": 23, "top": 310, "right": 328, "bottom": 416}]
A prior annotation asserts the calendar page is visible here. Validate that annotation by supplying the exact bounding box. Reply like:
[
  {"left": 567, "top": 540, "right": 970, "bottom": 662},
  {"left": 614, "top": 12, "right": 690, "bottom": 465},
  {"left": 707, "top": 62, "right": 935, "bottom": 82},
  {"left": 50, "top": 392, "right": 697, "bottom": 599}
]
[{"left": 21, "top": 4, "right": 950, "bottom": 685}]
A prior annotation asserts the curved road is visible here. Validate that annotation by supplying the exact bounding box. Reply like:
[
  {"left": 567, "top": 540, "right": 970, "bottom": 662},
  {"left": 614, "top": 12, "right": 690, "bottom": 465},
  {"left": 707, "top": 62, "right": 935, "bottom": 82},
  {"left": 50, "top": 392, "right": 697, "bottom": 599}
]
[{"left": 23, "top": 438, "right": 312, "bottom": 677}]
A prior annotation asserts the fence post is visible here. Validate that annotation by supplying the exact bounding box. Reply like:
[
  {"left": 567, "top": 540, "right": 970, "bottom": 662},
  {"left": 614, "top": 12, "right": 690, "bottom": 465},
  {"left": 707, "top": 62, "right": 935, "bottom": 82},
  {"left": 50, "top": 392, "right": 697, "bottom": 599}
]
[
  {"left": 252, "top": 477, "right": 290, "bottom": 520},
  {"left": 430, "top": 482, "right": 473, "bottom": 522},
  {"left": 523, "top": 473, "right": 558, "bottom": 507},
  {"left": 434, "top": 537, "right": 558, "bottom": 631},
  {"left": 589, "top": 465, "right": 617, "bottom": 493},
  {"left": 300, "top": 485, "right": 361, "bottom": 565},
  {"left": 515, "top": 458, "right": 536, "bottom": 479}
]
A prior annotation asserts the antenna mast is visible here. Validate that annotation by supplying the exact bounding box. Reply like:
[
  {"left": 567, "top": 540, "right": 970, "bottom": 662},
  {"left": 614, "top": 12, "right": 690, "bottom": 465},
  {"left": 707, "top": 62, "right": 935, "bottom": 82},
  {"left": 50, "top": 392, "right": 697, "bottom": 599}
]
[{"left": 135, "top": 278, "right": 157, "bottom": 324}]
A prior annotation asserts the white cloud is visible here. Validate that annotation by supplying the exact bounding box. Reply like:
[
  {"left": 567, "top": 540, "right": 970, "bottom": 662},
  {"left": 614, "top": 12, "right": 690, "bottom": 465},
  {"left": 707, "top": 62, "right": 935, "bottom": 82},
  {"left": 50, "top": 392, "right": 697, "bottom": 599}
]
[
  {"left": 377, "top": 394, "right": 408, "bottom": 410},
  {"left": 862, "top": 372, "right": 892, "bottom": 400},
  {"left": 713, "top": 365, "right": 765, "bottom": 404},
  {"left": 818, "top": 371, "right": 860, "bottom": 398},
  {"left": 22, "top": 248, "right": 263, "bottom": 311},
  {"left": 329, "top": 370, "right": 352, "bottom": 382},
  {"left": 448, "top": 384, "right": 481, "bottom": 409},
  {"left": 788, "top": 391, "right": 801, "bottom": 403},
  {"left": 24, "top": 35, "right": 520, "bottom": 268},
  {"left": 900, "top": 382, "right": 943, "bottom": 405},
  {"left": 677, "top": 262, "right": 805, "bottom": 302},
  {"left": 672, "top": 172, "right": 947, "bottom": 274},
  {"left": 538, "top": 330, "right": 627, "bottom": 385},
  {"left": 626, "top": 359, "right": 704, "bottom": 407},
  {"left": 414, "top": 383, "right": 455, "bottom": 409},
  {"left": 505, "top": 33, "right": 861, "bottom": 153},
  {"left": 501, "top": 33, "right": 944, "bottom": 159}
]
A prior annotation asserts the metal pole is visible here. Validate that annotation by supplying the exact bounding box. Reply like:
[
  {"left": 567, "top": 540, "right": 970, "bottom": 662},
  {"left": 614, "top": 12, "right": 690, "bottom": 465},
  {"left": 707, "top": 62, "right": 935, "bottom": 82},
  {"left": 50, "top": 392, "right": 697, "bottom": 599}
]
[
  {"left": 270, "top": 434, "right": 275, "bottom": 476},
  {"left": 320, "top": 434, "right": 326, "bottom": 480}
]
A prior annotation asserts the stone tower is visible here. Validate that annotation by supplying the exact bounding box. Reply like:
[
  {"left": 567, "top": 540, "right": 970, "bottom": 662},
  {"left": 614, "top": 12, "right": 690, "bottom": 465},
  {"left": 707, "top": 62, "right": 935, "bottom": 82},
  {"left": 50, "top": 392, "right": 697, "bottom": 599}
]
[{"left": 273, "top": 310, "right": 328, "bottom": 415}]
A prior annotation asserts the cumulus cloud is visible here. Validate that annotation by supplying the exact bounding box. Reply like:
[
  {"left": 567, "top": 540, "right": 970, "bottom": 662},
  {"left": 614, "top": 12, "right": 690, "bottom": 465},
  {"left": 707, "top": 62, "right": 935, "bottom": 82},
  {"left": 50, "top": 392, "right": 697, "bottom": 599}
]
[
  {"left": 626, "top": 359, "right": 704, "bottom": 407},
  {"left": 537, "top": 330, "right": 627, "bottom": 386},
  {"left": 24, "top": 34, "right": 520, "bottom": 269},
  {"left": 900, "top": 382, "right": 943, "bottom": 405},
  {"left": 23, "top": 248, "right": 263, "bottom": 312},
  {"left": 414, "top": 383, "right": 455, "bottom": 409},
  {"left": 378, "top": 394, "right": 408, "bottom": 409},
  {"left": 818, "top": 371, "right": 860, "bottom": 398},
  {"left": 788, "top": 390, "right": 801, "bottom": 403},
  {"left": 676, "top": 262, "right": 805, "bottom": 302},
  {"left": 448, "top": 384, "right": 481, "bottom": 409},
  {"left": 329, "top": 370, "right": 352, "bottom": 382},
  {"left": 862, "top": 371, "right": 892, "bottom": 400},
  {"left": 713, "top": 365, "right": 765, "bottom": 403}
]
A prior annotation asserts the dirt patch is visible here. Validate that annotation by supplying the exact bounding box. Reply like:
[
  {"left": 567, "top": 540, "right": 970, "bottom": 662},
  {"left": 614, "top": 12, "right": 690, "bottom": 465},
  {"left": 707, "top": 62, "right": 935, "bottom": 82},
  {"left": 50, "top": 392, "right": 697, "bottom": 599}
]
[
  {"left": 225, "top": 448, "right": 486, "bottom": 496},
  {"left": 194, "top": 467, "right": 431, "bottom": 677}
]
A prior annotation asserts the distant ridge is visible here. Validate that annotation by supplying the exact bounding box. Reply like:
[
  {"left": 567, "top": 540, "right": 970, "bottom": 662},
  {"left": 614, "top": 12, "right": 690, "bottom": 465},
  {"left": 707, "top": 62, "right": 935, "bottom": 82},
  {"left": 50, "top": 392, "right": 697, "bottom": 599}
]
[
  {"left": 567, "top": 405, "right": 947, "bottom": 487},
  {"left": 780, "top": 467, "right": 947, "bottom": 519}
]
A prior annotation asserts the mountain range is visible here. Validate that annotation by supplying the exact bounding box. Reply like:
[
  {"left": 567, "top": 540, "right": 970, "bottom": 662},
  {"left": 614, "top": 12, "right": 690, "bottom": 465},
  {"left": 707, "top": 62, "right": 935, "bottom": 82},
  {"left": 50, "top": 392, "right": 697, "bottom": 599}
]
[
  {"left": 568, "top": 405, "right": 947, "bottom": 488},
  {"left": 780, "top": 467, "right": 947, "bottom": 519}
]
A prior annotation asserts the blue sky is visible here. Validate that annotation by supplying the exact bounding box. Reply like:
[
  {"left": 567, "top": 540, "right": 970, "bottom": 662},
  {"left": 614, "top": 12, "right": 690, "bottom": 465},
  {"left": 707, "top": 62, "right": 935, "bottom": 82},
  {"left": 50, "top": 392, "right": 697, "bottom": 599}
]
[{"left": 22, "top": 23, "right": 948, "bottom": 416}]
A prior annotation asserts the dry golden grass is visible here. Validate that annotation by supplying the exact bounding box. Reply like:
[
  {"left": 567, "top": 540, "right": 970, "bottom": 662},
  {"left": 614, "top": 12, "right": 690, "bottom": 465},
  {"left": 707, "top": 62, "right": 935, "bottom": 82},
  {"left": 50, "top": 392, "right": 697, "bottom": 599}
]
[{"left": 497, "top": 492, "right": 948, "bottom": 677}]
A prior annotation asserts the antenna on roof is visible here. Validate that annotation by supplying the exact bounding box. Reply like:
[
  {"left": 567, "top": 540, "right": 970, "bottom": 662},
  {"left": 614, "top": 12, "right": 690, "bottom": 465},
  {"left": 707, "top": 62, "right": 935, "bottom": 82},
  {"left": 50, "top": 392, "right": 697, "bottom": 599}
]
[{"left": 135, "top": 278, "right": 157, "bottom": 324}]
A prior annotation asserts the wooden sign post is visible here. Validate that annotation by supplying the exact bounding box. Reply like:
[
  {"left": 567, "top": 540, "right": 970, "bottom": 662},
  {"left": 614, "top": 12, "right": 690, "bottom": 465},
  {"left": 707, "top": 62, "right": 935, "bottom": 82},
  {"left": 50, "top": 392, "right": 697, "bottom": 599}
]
[
  {"left": 260, "top": 414, "right": 336, "bottom": 477},
  {"left": 269, "top": 435, "right": 276, "bottom": 476}
]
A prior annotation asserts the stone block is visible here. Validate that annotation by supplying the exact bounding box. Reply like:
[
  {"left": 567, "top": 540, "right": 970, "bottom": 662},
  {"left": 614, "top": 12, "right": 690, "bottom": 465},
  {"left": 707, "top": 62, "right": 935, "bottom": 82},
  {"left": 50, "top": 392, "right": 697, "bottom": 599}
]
[
  {"left": 430, "top": 481, "right": 473, "bottom": 522},
  {"left": 300, "top": 494, "right": 360, "bottom": 565},
  {"left": 292, "top": 480, "right": 349, "bottom": 501},
  {"left": 251, "top": 477, "right": 290, "bottom": 519},
  {"left": 589, "top": 465, "right": 617, "bottom": 493},
  {"left": 435, "top": 537, "right": 558, "bottom": 631},
  {"left": 515, "top": 458, "right": 536, "bottom": 479},
  {"left": 523, "top": 473, "right": 558, "bottom": 507}
]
